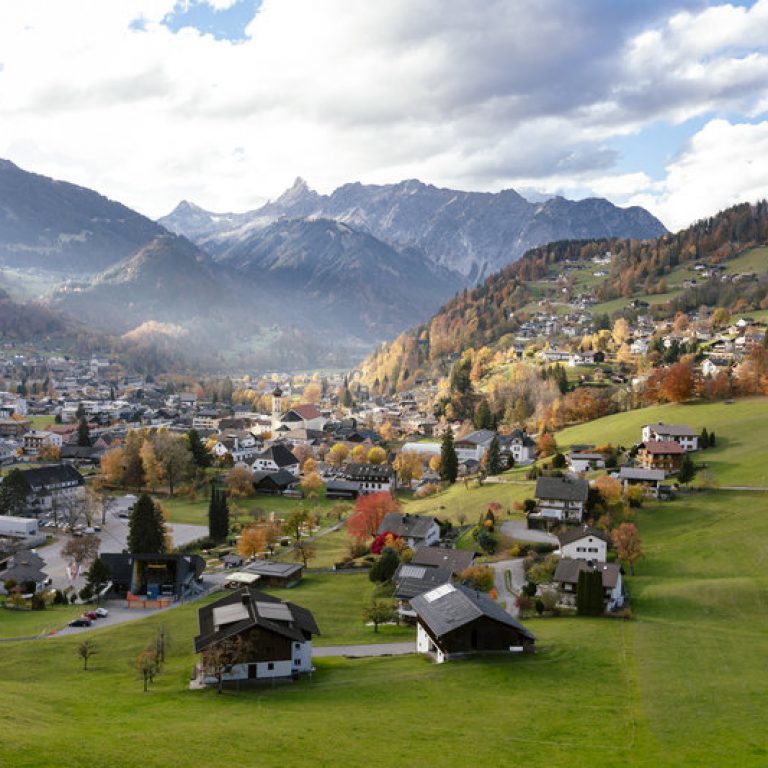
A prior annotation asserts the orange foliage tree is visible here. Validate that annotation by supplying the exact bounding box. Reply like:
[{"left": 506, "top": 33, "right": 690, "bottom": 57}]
[
  {"left": 661, "top": 361, "right": 695, "bottom": 403},
  {"left": 346, "top": 492, "right": 400, "bottom": 542}
]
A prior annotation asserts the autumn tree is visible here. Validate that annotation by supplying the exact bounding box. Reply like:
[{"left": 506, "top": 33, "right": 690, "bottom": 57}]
[
  {"left": 293, "top": 539, "right": 316, "bottom": 568},
  {"left": 237, "top": 525, "right": 267, "bottom": 559},
  {"left": 367, "top": 446, "right": 387, "bottom": 465},
  {"left": 362, "top": 599, "right": 397, "bottom": 632},
  {"left": 429, "top": 454, "right": 442, "bottom": 474},
  {"left": 300, "top": 471, "right": 324, "bottom": 499},
  {"left": 347, "top": 492, "right": 400, "bottom": 542},
  {"left": 226, "top": 465, "right": 255, "bottom": 498},
  {"left": 350, "top": 444, "right": 368, "bottom": 464},
  {"left": 153, "top": 432, "right": 193, "bottom": 497},
  {"left": 285, "top": 508, "right": 309, "bottom": 544},
  {"left": 135, "top": 647, "right": 161, "bottom": 692},
  {"left": 393, "top": 451, "right": 423, "bottom": 486},
  {"left": 328, "top": 443, "right": 349, "bottom": 467},
  {"left": 100, "top": 447, "right": 125, "bottom": 487},
  {"left": 61, "top": 535, "right": 100, "bottom": 570},
  {"left": 459, "top": 564, "right": 495, "bottom": 592},
  {"left": 661, "top": 361, "right": 695, "bottom": 403},
  {"left": 537, "top": 431, "right": 557, "bottom": 457},
  {"left": 611, "top": 522, "right": 644, "bottom": 575},
  {"left": 140, "top": 439, "right": 163, "bottom": 491},
  {"left": 612, "top": 317, "right": 629, "bottom": 346}
]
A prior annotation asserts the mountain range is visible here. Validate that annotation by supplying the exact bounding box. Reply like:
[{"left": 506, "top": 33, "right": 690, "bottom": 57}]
[
  {"left": 0, "top": 158, "right": 668, "bottom": 369},
  {"left": 162, "top": 177, "right": 667, "bottom": 283}
]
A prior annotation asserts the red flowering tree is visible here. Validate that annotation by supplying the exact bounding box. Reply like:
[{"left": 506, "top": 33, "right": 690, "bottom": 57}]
[
  {"left": 371, "top": 531, "right": 400, "bottom": 554},
  {"left": 346, "top": 492, "right": 400, "bottom": 542}
]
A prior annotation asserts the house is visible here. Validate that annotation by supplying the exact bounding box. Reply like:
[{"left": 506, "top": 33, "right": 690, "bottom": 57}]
[
  {"left": 252, "top": 469, "right": 298, "bottom": 496},
  {"left": 557, "top": 525, "right": 612, "bottom": 562},
  {"left": 617, "top": 467, "right": 665, "bottom": 496},
  {"left": 240, "top": 561, "right": 304, "bottom": 588},
  {"left": 251, "top": 444, "right": 300, "bottom": 477},
  {"left": 271, "top": 387, "right": 326, "bottom": 433},
  {"left": 636, "top": 441, "right": 684, "bottom": 474},
  {"left": 411, "top": 583, "right": 535, "bottom": 663},
  {"left": 532, "top": 475, "right": 589, "bottom": 524},
  {"left": 22, "top": 430, "right": 62, "bottom": 456},
  {"left": 0, "top": 549, "right": 48, "bottom": 593},
  {"left": 24, "top": 464, "right": 86, "bottom": 510},
  {"left": 324, "top": 477, "right": 363, "bottom": 501},
  {"left": 99, "top": 552, "right": 205, "bottom": 600},
  {"left": 630, "top": 338, "right": 650, "bottom": 355},
  {"left": 641, "top": 423, "right": 698, "bottom": 452},
  {"left": 554, "top": 558, "right": 624, "bottom": 612},
  {"left": 499, "top": 429, "right": 537, "bottom": 466},
  {"left": 567, "top": 451, "right": 606, "bottom": 473},
  {"left": 344, "top": 463, "right": 396, "bottom": 495},
  {"left": 393, "top": 562, "right": 453, "bottom": 620},
  {"left": 411, "top": 546, "right": 475, "bottom": 576},
  {"left": 378, "top": 512, "right": 441, "bottom": 549},
  {"left": 194, "top": 587, "right": 320, "bottom": 684},
  {"left": 454, "top": 430, "right": 496, "bottom": 463}
]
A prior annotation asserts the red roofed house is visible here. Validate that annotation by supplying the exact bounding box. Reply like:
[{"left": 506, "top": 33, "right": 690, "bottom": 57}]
[
  {"left": 636, "top": 441, "right": 684, "bottom": 474},
  {"left": 272, "top": 387, "right": 327, "bottom": 433}
]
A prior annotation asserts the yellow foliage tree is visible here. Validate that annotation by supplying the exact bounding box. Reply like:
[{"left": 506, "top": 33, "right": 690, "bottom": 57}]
[{"left": 367, "top": 446, "right": 387, "bottom": 465}]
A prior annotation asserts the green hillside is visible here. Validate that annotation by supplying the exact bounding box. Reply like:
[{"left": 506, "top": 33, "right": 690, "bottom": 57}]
[{"left": 555, "top": 397, "right": 768, "bottom": 486}]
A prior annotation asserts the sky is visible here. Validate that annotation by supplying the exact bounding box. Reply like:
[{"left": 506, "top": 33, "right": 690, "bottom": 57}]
[{"left": 1, "top": 0, "right": 768, "bottom": 230}]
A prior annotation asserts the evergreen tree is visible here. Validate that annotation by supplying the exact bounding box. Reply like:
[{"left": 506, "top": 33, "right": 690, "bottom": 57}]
[
  {"left": 678, "top": 453, "right": 695, "bottom": 486},
  {"left": 474, "top": 399, "right": 493, "bottom": 430},
  {"left": 75, "top": 402, "right": 86, "bottom": 419},
  {"left": 123, "top": 430, "right": 146, "bottom": 490},
  {"left": 487, "top": 435, "right": 502, "bottom": 475},
  {"left": 208, "top": 483, "right": 229, "bottom": 542},
  {"left": 85, "top": 558, "right": 111, "bottom": 604},
  {"left": 699, "top": 428, "right": 709, "bottom": 449},
  {"left": 77, "top": 417, "right": 91, "bottom": 447},
  {"left": 440, "top": 429, "right": 458, "bottom": 484},
  {"left": 0, "top": 468, "right": 31, "bottom": 516},
  {"left": 187, "top": 428, "right": 212, "bottom": 468},
  {"left": 709, "top": 432, "right": 716, "bottom": 447},
  {"left": 368, "top": 547, "right": 400, "bottom": 583},
  {"left": 127, "top": 493, "right": 167, "bottom": 554},
  {"left": 576, "top": 569, "right": 604, "bottom": 616}
]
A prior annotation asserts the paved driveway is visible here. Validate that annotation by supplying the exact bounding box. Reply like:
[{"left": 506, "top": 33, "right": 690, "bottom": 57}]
[
  {"left": 489, "top": 558, "right": 525, "bottom": 616},
  {"left": 501, "top": 519, "right": 559, "bottom": 546}
]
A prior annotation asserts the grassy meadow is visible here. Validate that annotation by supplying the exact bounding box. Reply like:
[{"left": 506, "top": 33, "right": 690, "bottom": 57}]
[
  {"left": 555, "top": 397, "right": 768, "bottom": 486},
  {"left": 2, "top": 487, "right": 768, "bottom": 766}
]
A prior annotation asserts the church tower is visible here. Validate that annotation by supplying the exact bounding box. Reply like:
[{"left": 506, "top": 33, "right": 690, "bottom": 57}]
[{"left": 271, "top": 385, "right": 283, "bottom": 432}]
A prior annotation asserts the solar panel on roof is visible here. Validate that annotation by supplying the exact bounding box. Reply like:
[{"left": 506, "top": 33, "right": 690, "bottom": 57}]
[
  {"left": 399, "top": 565, "right": 426, "bottom": 579},
  {"left": 255, "top": 601, "right": 293, "bottom": 621},
  {"left": 213, "top": 603, "right": 249, "bottom": 628},
  {"left": 423, "top": 583, "right": 455, "bottom": 602}
]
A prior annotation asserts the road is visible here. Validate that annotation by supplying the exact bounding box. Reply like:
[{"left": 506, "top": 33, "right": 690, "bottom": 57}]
[
  {"left": 500, "top": 519, "right": 559, "bottom": 546},
  {"left": 313, "top": 642, "right": 414, "bottom": 657},
  {"left": 489, "top": 558, "right": 525, "bottom": 616}
]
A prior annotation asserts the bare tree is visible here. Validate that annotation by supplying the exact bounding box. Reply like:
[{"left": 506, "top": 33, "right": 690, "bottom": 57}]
[
  {"left": 200, "top": 637, "right": 243, "bottom": 694},
  {"left": 78, "top": 639, "right": 96, "bottom": 671},
  {"left": 61, "top": 534, "right": 101, "bottom": 571},
  {"left": 135, "top": 647, "right": 161, "bottom": 692}
]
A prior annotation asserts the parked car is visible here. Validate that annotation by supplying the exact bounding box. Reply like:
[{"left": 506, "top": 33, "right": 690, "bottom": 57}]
[
  {"left": 69, "top": 618, "right": 92, "bottom": 627},
  {"left": 94, "top": 607, "right": 109, "bottom": 618},
  {"left": 82, "top": 611, "right": 99, "bottom": 621}
]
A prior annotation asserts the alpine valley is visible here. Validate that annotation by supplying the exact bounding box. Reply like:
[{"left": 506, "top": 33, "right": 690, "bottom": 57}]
[{"left": 0, "top": 159, "right": 667, "bottom": 371}]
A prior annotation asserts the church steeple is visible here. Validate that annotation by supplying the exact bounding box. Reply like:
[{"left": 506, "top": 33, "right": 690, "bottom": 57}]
[{"left": 271, "top": 386, "right": 283, "bottom": 432}]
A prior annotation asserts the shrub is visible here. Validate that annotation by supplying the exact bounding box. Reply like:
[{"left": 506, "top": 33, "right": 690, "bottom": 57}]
[
  {"left": 414, "top": 483, "right": 440, "bottom": 498},
  {"left": 459, "top": 565, "right": 495, "bottom": 592},
  {"left": 551, "top": 452, "right": 566, "bottom": 469},
  {"left": 474, "top": 529, "right": 497, "bottom": 554},
  {"left": 30, "top": 593, "right": 46, "bottom": 611}
]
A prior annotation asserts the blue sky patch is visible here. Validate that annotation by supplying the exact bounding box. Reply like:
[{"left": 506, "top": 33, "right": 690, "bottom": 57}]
[{"left": 161, "top": 1, "right": 262, "bottom": 42}]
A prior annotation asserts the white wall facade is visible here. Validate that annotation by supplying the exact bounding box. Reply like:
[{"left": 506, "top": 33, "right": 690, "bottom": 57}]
[{"left": 561, "top": 536, "right": 607, "bottom": 562}]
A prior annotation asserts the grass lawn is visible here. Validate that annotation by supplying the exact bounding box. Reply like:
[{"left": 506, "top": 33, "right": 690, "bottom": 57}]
[
  {"left": 1, "top": 486, "right": 768, "bottom": 766},
  {"left": 402, "top": 474, "right": 535, "bottom": 524},
  {"left": 724, "top": 245, "right": 768, "bottom": 275},
  {"left": 0, "top": 603, "right": 85, "bottom": 639},
  {"left": 28, "top": 414, "right": 56, "bottom": 429},
  {"left": 555, "top": 397, "right": 768, "bottom": 486},
  {"left": 160, "top": 492, "right": 338, "bottom": 526}
]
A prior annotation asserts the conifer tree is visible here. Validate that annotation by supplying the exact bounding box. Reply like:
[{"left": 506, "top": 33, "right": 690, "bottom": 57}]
[
  {"left": 440, "top": 429, "right": 458, "bottom": 484},
  {"left": 127, "top": 493, "right": 167, "bottom": 554},
  {"left": 187, "top": 428, "right": 211, "bottom": 468},
  {"left": 77, "top": 416, "right": 91, "bottom": 447},
  {"left": 208, "top": 483, "right": 229, "bottom": 542},
  {"left": 487, "top": 435, "right": 502, "bottom": 475}
]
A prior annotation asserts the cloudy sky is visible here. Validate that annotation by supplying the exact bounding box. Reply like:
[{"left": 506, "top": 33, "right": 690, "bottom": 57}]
[{"left": 1, "top": 0, "right": 768, "bottom": 230}]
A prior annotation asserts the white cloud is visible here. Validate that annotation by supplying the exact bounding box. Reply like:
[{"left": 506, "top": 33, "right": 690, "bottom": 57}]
[
  {"left": 0, "top": 0, "right": 766, "bottom": 227},
  {"left": 629, "top": 118, "right": 768, "bottom": 230}
]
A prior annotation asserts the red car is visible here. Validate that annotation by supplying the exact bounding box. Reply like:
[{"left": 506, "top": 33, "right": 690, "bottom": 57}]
[{"left": 81, "top": 611, "right": 99, "bottom": 621}]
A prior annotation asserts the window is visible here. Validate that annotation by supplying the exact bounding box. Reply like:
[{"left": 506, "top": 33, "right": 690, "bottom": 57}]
[
  {"left": 267, "top": 662, "right": 274, "bottom": 671},
  {"left": 294, "top": 642, "right": 301, "bottom": 649},
  {"left": 293, "top": 658, "right": 301, "bottom": 666}
]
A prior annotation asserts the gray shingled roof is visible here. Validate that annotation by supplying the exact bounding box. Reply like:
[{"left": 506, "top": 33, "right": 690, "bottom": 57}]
[
  {"left": 557, "top": 524, "right": 612, "bottom": 547},
  {"left": 411, "top": 546, "right": 475, "bottom": 575},
  {"left": 243, "top": 561, "right": 303, "bottom": 579},
  {"left": 535, "top": 475, "right": 589, "bottom": 502},
  {"left": 618, "top": 467, "right": 665, "bottom": 482},
  {"left": 393, "top": 563, "right": 453, "bottom": 600},
  {"left": 554, "top": 558, "right": 621, "bottom": 589},
  {"left": 410, "top": 583, "right": 535, "bottom": 640},
  {"left": 378, "top": 512, "right": 438, "bottom": 539},
  {"left": 645, "top": 422, "right": 697, "bottom": 437}
]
